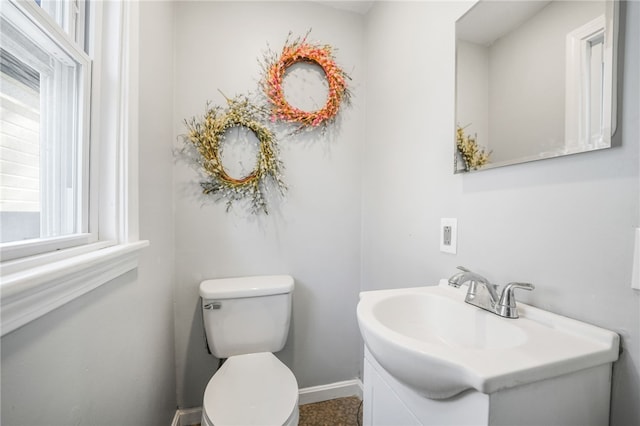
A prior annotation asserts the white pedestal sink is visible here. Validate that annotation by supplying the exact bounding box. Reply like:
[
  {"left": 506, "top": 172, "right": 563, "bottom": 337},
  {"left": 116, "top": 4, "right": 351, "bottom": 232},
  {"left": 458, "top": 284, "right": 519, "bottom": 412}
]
[{"left": 357, "top": 280, "right": 620, "bottom": 425}]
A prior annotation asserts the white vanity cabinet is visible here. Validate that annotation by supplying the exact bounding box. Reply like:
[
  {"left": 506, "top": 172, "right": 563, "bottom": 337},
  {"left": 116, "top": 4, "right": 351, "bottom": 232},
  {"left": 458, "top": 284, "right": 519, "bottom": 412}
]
[{"left": 363, "top": 348, "right": 613, "bottom": 426}]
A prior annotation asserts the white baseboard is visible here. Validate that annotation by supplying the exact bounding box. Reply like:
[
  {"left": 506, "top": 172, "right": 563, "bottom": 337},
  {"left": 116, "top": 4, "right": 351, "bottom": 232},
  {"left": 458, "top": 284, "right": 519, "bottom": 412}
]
[
  {"left": 171, "top": 407, "right": 202, "bottom": 426},
  {"left": 298, "top": 378, "right": 363, "bottom": 405},
  {"left": 171, "top": 410, "right": 179, "bottom": 426},
  {"left": 172, "top": 379, "right": 364, "bottom": 425}
]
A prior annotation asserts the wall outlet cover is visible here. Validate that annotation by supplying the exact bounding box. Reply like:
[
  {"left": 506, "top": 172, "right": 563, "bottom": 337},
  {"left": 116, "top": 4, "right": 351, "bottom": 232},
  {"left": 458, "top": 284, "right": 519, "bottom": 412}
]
[{"left": 440, "top": 218, "right": 458, "bottom": 254}]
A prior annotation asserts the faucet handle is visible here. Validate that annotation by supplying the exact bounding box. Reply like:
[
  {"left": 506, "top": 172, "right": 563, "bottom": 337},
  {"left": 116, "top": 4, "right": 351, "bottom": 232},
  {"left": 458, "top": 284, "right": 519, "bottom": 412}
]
[
  {"left": 496, "top": 282, "right": 535, "bottom": 319},
  {"left": 456, "top": 266, "right": 470, "bottom": 272}
]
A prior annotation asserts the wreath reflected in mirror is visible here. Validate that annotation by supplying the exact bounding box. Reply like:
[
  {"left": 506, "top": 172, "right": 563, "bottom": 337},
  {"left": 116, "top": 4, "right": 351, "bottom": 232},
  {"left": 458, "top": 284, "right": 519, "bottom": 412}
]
[
  {"left": 456, "top": 125, "right": 491, "bottom": 171},
  {"left": 261, "top": 31, "right": 352, "bottom": 132},
  {"left": 183, "top": 95, "right": 285, "bottom": 214}
]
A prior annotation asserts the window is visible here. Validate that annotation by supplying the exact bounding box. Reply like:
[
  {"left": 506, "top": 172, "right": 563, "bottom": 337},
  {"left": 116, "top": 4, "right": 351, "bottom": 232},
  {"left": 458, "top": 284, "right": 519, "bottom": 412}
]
[
  {"left": 1, "top": 48, "right": 41, "bottom": 242},
  {"left": 0, "top": 0, "right": 147, "bottom": 336},
  {"left": 564, "top": 6, "right": 617, "bottom": 152},
  {"left": 1, "top": 0, "right": 90, "bottom": 258}
]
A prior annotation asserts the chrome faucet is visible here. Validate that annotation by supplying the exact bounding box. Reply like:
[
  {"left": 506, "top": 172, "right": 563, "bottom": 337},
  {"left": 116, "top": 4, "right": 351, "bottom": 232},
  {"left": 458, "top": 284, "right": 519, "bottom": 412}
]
[
  {"left": 448, "top": 266, "right": 534, "bottom": 319},
  {"left": 448, "top": 266, "right": 499, "bottom": 300}
]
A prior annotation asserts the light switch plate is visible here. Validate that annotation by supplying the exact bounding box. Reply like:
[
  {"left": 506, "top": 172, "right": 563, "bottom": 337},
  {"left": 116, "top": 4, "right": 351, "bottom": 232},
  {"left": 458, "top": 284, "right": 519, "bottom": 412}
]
[{"left": 440, "top": 218, "right": 458, "bottom": 254}]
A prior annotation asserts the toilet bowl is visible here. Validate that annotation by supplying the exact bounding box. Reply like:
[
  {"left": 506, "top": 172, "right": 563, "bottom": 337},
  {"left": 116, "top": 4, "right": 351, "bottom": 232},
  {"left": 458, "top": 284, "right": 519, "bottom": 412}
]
[{"left": 201, "top": 352, "right": 299, "bottom": 426}]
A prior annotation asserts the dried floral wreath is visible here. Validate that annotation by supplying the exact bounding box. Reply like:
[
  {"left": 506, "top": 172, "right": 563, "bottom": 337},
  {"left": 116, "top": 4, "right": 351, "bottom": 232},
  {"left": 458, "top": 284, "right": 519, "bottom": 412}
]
[
  {"left": 184, "top": 95, "right": 285, "bottom": 214},
  {"left": 262, "top": 31, "right": 352, "bottom": 132},
  {"left": 456, "top": 125, "right": 491, "bottom": 171}
]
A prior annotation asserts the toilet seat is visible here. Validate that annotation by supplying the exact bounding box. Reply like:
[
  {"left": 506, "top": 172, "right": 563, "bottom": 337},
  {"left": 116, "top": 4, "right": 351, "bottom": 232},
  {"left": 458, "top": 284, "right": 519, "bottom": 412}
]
[{"left": 202, "top": 352, "right": 299, "bottom": 426}]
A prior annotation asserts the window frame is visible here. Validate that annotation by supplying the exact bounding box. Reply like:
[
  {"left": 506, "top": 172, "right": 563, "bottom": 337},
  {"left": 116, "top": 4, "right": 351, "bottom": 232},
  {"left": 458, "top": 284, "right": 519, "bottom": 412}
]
[
  {"left": 564, "top": 0, "right": 619, "bottom": 153},
  {"left": 0, "top": 0, "right": 147, "bottom": 337},
  {"left": 1, "top": 0, "right": 92, "bottom": 258}
]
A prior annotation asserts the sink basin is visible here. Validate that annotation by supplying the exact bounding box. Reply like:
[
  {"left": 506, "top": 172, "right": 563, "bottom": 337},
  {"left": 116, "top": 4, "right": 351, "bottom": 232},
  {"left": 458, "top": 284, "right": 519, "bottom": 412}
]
[{"left": 357, "top": 280, "right": 619, "bottom": 399}]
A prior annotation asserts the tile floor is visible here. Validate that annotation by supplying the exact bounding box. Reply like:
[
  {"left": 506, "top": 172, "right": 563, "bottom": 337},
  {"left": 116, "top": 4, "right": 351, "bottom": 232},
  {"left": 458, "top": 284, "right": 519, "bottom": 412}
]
[
  {"left": 299, "top": 396, "right": 363, "bottom": 426},
  {"left": 192, "top": 396, "right": 363, "bottom": 426}
]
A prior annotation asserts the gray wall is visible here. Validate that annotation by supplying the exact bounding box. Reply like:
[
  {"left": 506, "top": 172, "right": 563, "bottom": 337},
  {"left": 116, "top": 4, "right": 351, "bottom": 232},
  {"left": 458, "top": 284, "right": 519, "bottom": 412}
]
[
  {"left": 363, "top": 1, "right": 638, "bottom": 424},
  {"left": 172, "top": 1, "right": 365, "bottom": 408},
  {"left": 456, "top": 39, "right": 490, "bottom": 153},
  {"left": 0, "top": 2, "right": 177, "bottom": 425}
]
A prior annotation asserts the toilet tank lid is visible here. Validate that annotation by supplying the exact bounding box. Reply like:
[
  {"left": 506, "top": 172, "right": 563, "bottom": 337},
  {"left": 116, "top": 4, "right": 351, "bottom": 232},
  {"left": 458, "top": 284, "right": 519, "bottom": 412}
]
[{"left": 200, "top": 275, "right": 294, "bottom": 299}]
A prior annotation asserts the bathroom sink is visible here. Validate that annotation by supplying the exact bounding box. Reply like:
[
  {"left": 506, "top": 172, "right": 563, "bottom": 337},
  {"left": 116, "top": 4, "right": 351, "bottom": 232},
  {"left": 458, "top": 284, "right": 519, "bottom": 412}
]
[{"left": 357, "top": 280, "right": 619, "bottom": 399}]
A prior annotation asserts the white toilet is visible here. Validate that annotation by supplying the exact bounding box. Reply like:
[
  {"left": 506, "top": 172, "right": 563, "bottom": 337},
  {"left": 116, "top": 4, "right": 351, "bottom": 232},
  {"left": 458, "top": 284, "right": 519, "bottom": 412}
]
[{"left": 199, "top": 275, "right": 299, "bottom": 426}]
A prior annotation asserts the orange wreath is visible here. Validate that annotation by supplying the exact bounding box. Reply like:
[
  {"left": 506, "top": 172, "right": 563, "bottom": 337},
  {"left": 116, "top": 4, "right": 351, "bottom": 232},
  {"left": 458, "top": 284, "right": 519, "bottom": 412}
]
[{"left": 263, "top": 33, "right": 351, "bottom": 131}]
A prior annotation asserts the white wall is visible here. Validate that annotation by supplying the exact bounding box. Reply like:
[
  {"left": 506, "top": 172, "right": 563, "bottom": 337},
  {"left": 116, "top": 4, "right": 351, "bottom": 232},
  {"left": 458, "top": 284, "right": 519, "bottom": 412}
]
[
  {"left": 172, "top": 1, "right": 365, "bottom": 408},
  {"left": 0, "top": 2, "right": 178, "bottom": 425},
  {"left": 363, "top": 1, "right": 638, "bottom": 425}
]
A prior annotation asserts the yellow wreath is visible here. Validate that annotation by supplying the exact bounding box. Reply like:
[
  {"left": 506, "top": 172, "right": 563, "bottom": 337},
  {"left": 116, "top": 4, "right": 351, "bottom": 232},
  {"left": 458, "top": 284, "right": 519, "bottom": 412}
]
[
  {"left": 263, "top": 33, "right": 351, "bottom": 131},
  {"left": 184, "top": 95, "right": 285, "bottom": 214}
]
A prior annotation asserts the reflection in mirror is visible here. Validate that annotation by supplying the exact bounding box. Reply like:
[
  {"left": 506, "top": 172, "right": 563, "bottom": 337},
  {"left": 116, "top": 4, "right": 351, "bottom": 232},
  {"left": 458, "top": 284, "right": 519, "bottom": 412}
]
[{"left": 454, "top": 0, "right": 619, "bottom": 173}]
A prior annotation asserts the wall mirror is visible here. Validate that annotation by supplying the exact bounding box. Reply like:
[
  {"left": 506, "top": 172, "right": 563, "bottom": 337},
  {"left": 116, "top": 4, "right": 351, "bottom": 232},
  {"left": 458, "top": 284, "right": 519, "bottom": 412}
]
[{"left": 454, "top": 0, "right": 619, "bottom": 173}]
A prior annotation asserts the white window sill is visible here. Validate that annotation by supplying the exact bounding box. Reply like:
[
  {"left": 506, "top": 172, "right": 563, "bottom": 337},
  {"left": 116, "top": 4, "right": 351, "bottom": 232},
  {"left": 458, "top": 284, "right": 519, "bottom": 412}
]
[{"left": 0, "top": 240, "right": 149, "bottom": 336}]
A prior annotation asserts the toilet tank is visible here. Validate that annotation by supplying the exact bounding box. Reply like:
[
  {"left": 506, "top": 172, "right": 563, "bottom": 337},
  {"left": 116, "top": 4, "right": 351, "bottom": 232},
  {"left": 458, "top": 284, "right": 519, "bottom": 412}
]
[{"left": 199, "top": 275, "right": 294, "bottom": 358}]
